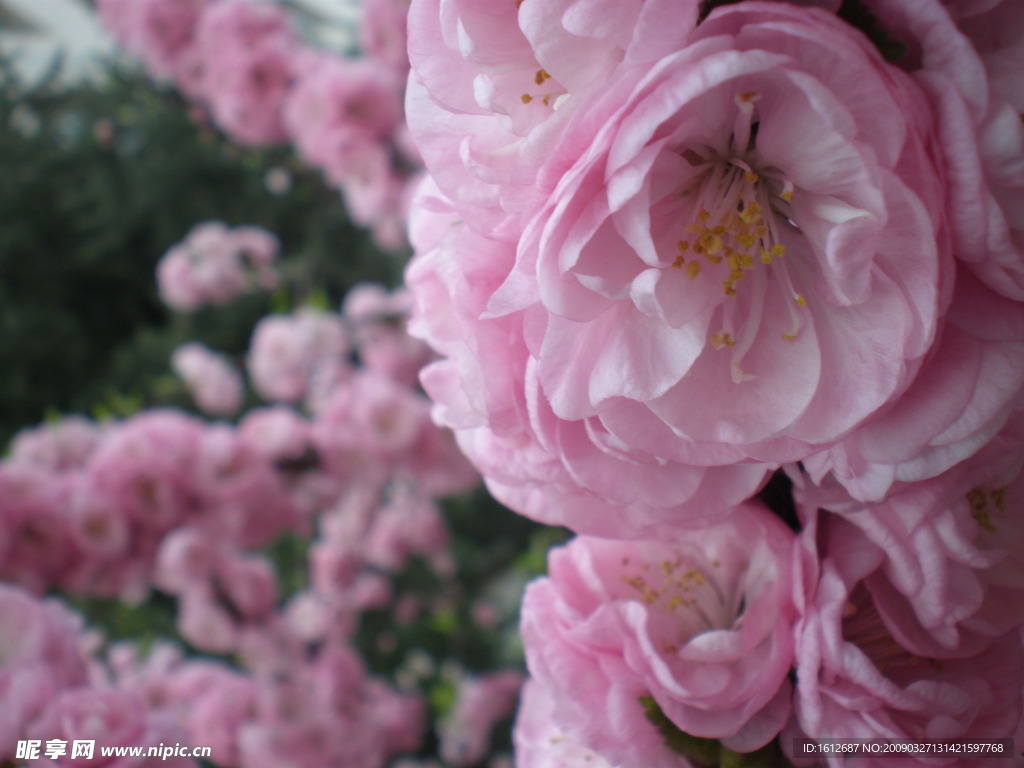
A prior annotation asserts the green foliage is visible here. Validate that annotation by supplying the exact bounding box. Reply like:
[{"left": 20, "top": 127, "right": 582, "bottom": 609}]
[{"left": 67, "top": 591, "right": 180, "bottom": 647}]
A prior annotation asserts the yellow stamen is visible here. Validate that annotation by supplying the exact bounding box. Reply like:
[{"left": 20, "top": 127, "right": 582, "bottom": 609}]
[
  {"left": 711, "top": 331, "right": 736, "bottom": 349},
  {"left": 699, "top": 233, "right": 724, "bottom": 255}
]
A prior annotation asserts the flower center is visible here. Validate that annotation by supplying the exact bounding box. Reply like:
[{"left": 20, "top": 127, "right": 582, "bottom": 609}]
[
  {"left": 843, "top": 586, "right": 939, "bottom": 678},
  {"left": 670, "top": 91, "right": 806, "bottom": 382},
  {"left": 618, "top": 554, "right": 740, "bottom": 652}
]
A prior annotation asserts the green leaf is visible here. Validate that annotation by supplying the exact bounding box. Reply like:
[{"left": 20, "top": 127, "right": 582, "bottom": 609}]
[
  {"left": 429, "top": 608, "right": 458, "bottom": 635},
  {"left": 429, "top": 679, "right": 457, "bottom": 717},
  {"left": 640, "top": 696, "right": 721, "bottom": 765}
]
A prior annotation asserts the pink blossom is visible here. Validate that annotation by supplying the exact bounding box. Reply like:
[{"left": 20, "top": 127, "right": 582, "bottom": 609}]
[
  {"left": 247, "top": 308, "right": 349, "bottom": 403},
  {"left": 171, "top": 342, "right": 244, "bottom": 416},
  {"left": 514, "top": 679, "right": 640, "bottom": 768},
  {"left": 215, "top": 553, "right": 279, "bottom": 621},
  {"left": 193, "top": 424, "right": 302, "bottom": 547},
  {"left": 363, "top": 493, "right": 449, "bottom": 573},
  {"left": 97, "top": 0, "right": 210, "bottom": 82},
  {"left": 343, "top": 283, "right": 433, "bottom": 387},
  {"left": 232, "top": 226, "right": 280, "bottom": 271},
  {"left": 177, "top": 587, "right": 239, "bottom": 653},
  {"left": 238, "top": 406, "right": 311, "bottom": 463},
  {"left": 171, "top": 662, "right": 258, "bottom": 768},
  {"left": 282, "top": 49, "right": 409, "bottom": 242},
  {"left": 9, "top": 416, "right": 103, "bottom": 471},
  {"left": 192, "top": 0, "right": 299, "bottom": 146},
  {"left": 68, "top": 486, "right": 132, "bottom": 560},
  {"left": 154, "top": 527, "right": 218, "bottom": 595},
  {"left": 156, "top": 247, "right": 206, "bottom": 312},
  {"left": 406, "top": 1, "right": 1024, "bottom": 529},
  {"left": 312, "top": 370, "right": 429, "bottom": 462},
  {"left": 283, "top": 53, "right": 403, "bottom": 188},
  {"left": 232, "top": 647, "right": 423, "bottom": 768},
  {"left": 0, "top": 464, "right": 78, "bottom": 591},
  {"left": 521, "top": 503, "right": 795, "bottom": 767},
  {"left": 84, "top": 410, "right": 204, "bottom": 531},
  {"left": 439, "top": 670, "right": 523, "bottom": 766},
  {"left": 157, "top": 222, "right": 280, "bottom": 312},
  {"left": 793, "top": 412, "right": 1024, "bottom": 659},
  {"left": 789, "top": 509, "right": 1022, "bottom": 766},
  {"left": 360, "top": 0, "right": 411, "bottom": 82},
  {"left": 401, "top": 419, "right": 480, "bottom": 499},
  {"left": 861, "top": 0, "right": 1024, "bottom": 302},
  {"left": 0, "top": 585, "right": 90, "bottom": 760},
  {"left": 29, "top": 689, "right": 146, "bottom": 766}
]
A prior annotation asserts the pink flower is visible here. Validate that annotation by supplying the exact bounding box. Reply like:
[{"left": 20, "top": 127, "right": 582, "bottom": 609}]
[
  {"left": 177, "top": 587, "right": 239, "bottom": 653},
  {"left": 192, "top": 0, "right": 299, "bottom": 147},
  {"left": 792, "top": 412, "right": 1024, "bottom": 659},
  {"left": 363, "top": 493, "right": 448, "bottom": 573},
  {"left": 156, "top": 246, "right": 206, "bottom": 312},
  {"left": 343, "top": 283, "right": 433, "bottom": 387},
  {"left": 521, "top": 503, "right": 795, "bottom": 767},
  {"left": 514, "top": 678, "right": 642, "bottom": 768},
  {"left": 154, "top": 526, "right": 218, "bottom": 594},
  {"left": 98, "top": 0, "right": 210, "bottom": 82},
  {"left": 193, "top": 424, "right": 302, "bottom": 547},
  {"left": 157, "top": 222, "right": 280, "bottom": 312},
  {"left": 30, "top": 689, "right": 148, "bottom": 766},
  {"left": 238, "top": 406, "right": 311, "bottom": 463},
  {"left": 439, "top": 670, "right": 523, "bottom": 766},
  {"left": 232, "top": 226, "right": 280, "bottom": 272},
  {"left": 406, "top": 1, "right": 1024, "bottom": 530},
  {"left": 312, "top": 370, "right": 429, "bottom": 462},
  {"left": 171, "top": 662, "right": 257, "bottom": 768},
  {"left": 361, "top": 0, "right": 411, "bottom": 81},
  {"left": 171, "top": 342, "right": 244, "bottom": 416},
  {"left": 84, "top": 410, "right": 204, "bottom": 531},
  {"left": 0, "top": 464, "right": 78, "bottom": 591},
  {"left": 283, "top": 52, "right": 403, "bottom": 189},
  {"left": 789, "top": 509, "right": 1022, "bottom": 766},
  {"left": 215, "top": 552, "right": 279, "bottom": 621},
  {"left": 0, "top": 585, "right": 90, "bottom": 760},
  {"left": 860, "top": 0, "right": 1024, "bottom": 304},
  {"left": 247, "top": 308, "right": 349, "bottom": 403},
  {"left": 9, "top": 416, "right": 102, "bottom": 472}
]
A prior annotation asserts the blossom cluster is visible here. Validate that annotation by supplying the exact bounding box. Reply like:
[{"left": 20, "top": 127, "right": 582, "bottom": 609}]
[
  {"left": 0, "top": 582, "right": 424, "bottom": 768},
  {"left": 96, "top": 0, "right": 417, "bottom": 249},
  {"left": 0, "top": 270, "right": 512, "bottom": 767},
  {"left": 402, "top": 0, "right": 1024, "bottom": 764},
  {"left": 157, "top": 221, "right": 279, "bottom": 313}
]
